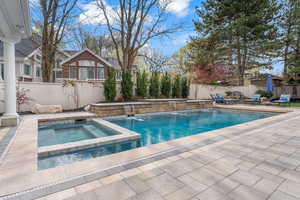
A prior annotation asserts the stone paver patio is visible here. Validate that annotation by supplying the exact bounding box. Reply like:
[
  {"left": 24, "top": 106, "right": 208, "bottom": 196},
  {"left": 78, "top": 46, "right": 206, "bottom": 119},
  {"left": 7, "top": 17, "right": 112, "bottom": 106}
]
[
  {"left": 1, "top": 105, "right": 300, "bottom": 200},
  {"left": 35, "top": 105, "right": 300, "bottom": 200}
]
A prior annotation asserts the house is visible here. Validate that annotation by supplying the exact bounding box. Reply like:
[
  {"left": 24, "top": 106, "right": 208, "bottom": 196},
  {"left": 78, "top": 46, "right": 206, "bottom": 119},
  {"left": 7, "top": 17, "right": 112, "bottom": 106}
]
[
  {"left": 61, "top": 48, "right": 121, "bottom": 81},
  {"left": 0, "top": 33, "right": 69, "bottom": 82},
  {"left": 249, "top": 74, "right": 283, "bottom": 87}
]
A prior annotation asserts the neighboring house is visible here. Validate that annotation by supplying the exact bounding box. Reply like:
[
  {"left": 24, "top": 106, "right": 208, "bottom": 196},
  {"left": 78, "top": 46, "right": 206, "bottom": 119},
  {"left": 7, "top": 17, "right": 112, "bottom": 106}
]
[
  {"left": 0, "top": 34, "right": 121, "bottom": 83},
  {"left": 0, "top": 33, "right": 69, "bottom": 82},
  {"left": 250, "top": 74, "right": 283, "bottom": 87},
  {"left": 61, "top": 48, "right": 121, "bottom": 81}
]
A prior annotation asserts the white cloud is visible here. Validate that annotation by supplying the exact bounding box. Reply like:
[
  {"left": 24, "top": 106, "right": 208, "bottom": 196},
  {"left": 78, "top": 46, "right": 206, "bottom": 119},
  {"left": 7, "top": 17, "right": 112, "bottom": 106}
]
[
  {"left": 164, "top": 0, "right": 191, "bottom": 17},
  {"left": 172, "top": 33, "right": 190, "bottom": 45},
  {"left": 78, "top": 1, "right": 118, "bottom": 25}
]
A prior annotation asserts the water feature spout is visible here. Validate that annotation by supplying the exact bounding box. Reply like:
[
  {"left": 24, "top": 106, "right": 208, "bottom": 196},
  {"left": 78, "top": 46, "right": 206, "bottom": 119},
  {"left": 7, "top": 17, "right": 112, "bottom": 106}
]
[
  {"left": 169, "top": 101, "right": 177, "bottom": 110},
  {"left": 123, "top": 104, "right": 135, "bottom": 116}
]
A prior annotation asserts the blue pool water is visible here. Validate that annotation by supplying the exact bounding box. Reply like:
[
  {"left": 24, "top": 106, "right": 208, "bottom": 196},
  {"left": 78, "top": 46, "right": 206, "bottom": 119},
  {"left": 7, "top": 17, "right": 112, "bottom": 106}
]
[
  {"left": 38, "top": 120, "right": 117, "bottom": 147},
  {"left": 38, "top": 140, "right": 139, "bottom": 169},
  {"left": 38, "top": 109, "right": 276, "bottom": 169},
  {"left": 107, "top": 109, "right": 275, "bottom": 146}
]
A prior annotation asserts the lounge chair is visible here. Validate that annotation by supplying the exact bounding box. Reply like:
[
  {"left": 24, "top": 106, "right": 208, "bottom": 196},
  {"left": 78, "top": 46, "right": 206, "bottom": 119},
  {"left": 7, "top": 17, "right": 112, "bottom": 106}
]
[
  {"left": 211, "top": 94, "right": 239, "bottom": 104},
  {"left": 244, "top": 94, "right": 261, "bottom": 104},
  {"left": 210, "top": 94, "right": 224, "bottom": 103},
  {"left": 273, "top": 94, "right": 291, "bottom": 106}
]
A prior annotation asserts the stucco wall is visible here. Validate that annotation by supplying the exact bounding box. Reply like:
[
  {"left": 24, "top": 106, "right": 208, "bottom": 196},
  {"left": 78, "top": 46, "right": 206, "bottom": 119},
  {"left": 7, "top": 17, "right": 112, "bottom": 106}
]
[
  {"left": 0, "top": 81, "right": 121, "bottom": 113},
  {"left": 189, "top": 84, "right": 264, "bottom": 99},
  {"left": 0, "top": 81, "right": 264, "bottom": 113}
]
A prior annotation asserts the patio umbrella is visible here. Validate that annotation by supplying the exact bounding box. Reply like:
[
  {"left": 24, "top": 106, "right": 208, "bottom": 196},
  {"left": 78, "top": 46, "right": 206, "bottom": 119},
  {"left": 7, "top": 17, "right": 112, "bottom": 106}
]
[{"left": 266, "top": 75, "right": 273, "bottom": 92}]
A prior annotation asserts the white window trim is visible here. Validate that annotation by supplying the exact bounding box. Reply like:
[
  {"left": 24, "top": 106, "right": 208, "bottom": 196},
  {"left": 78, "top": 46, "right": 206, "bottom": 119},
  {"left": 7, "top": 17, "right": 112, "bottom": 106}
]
[
  {"left": 69, "top": 67, "right": 78, "bottom": 80},
  {"left": 23, "top": 63, "right": 32, "bottom": 76},
  {"left": 97, "top": 67, "right": 105, "bottom": 81}
]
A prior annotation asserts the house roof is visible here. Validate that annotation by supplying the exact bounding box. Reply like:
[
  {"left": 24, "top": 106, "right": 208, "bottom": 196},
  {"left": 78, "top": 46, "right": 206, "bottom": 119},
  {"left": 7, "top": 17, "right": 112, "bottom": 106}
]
[
  {"left": 0, "top": 33, "right": 40, "bottom": 58},
  {"left": 61, "top": 48, "right": 115, "bottom": 68}
]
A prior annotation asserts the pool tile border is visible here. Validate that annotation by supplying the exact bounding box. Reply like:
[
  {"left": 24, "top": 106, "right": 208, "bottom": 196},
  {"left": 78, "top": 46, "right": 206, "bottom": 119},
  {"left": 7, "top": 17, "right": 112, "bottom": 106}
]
[
  {"left": 38, "top": 119, "right": 140, "bottom": 157},
  {"left": 1, "top": 109, "right": 299, "bottom": 200}
]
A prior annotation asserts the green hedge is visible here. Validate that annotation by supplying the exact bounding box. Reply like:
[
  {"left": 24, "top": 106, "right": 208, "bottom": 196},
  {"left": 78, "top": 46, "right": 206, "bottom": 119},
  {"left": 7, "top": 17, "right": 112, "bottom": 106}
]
[
  {"left": 181, "top": 76, "right": 189, "bottom": 98},
  {"left": 104, "top": 68, "right": 116, "bottom": 102},
  {"left": 172, "top": 74, "right": 181, "bottom": 98},
  {"left": 136, "top": 70, "right": 148, "bottom": 98},
  {"left": 149, "top": 72, "right": 160, "bottom": 98},
  {"left": 121, "top": 71, "right": 133, "bottom": 101},
  {"left": 161, "top": 73, "right": 171, "bottom": 98}
]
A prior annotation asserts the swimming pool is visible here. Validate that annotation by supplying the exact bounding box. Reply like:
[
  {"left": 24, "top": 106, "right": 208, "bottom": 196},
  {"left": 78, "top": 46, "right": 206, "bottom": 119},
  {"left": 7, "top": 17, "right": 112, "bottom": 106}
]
[
  {"left": 38, "top": 120, "right": 117, "bottom": 147},
  {"left": 38, "top": 109, "right": 276, "bottom": 169},
  {"left": 107, "top": 109, "right": 275, "bottom": 146}
]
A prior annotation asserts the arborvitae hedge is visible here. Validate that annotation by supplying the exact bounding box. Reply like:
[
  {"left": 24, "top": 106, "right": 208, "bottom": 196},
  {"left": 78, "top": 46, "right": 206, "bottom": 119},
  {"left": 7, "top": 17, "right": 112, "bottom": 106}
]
[
  {"left": 172, "top": 74, "right": 181, "bottom": 98},
  {"left": 161, "top": 73, "right": 171, "bottom": 98},
  {"left": 121, "top": 71, "right": 133, "bottom": 101},
  {"left": 104, "top": 68, "right": 116, "bottom": 102},
  {"left": 149, "top": 72, "right": 160, "bottom": 98},
  {"left": 136, "top": 70, "right": 148, "bottom": 98},
  {"left": 181, "top": 76, "right": 189, "bottom": 98}
]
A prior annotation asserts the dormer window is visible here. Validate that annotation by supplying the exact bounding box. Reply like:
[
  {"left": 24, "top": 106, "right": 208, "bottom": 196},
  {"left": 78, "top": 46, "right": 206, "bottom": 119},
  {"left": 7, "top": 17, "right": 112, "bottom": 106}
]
[{"left": 36, "top": 54, "right": 41, "bottom": 61}]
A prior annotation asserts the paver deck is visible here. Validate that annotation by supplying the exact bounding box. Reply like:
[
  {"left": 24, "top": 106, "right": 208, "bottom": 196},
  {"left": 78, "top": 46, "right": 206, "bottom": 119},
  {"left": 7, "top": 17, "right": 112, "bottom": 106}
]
[{"left": 1, "top": 105, "right": 300, "bottom": 200}]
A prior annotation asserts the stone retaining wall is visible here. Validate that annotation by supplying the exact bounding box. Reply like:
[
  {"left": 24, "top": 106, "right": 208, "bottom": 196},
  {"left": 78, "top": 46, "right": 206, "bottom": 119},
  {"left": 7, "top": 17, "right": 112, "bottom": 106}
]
[{"left": 90, "top": 100, "right": 213, "bottom": 117}]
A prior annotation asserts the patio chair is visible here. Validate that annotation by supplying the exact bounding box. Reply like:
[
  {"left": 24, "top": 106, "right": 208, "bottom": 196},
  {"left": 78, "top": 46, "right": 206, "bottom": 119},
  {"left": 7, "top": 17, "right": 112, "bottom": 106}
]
[
  {"left": 210, "top": 94, "right": 224, "bottom": 103},
  {"left": 244, "top": 94, "right": 261, "bottom": 104},
  {"left": 211, "top": 94, "right": 239, "bottom": 104},
  {"left": 273, "top": 94, "right": 291, "bottom": 106}
]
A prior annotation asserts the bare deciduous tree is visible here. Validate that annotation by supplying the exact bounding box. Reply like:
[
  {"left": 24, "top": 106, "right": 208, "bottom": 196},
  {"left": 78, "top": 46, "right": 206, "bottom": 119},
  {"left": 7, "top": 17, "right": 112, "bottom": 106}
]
[
  {"left": 96, "top": 0, "right": 182, "bottom": 72},
  {"left": 39, "top": 0, "right": 78, "bottom": 82},
  {"left": 71, "top": 26, "right": 115, "bottom": 57},
  {"left": 141, "top": 49, "right": 171, "bottom": 72}
]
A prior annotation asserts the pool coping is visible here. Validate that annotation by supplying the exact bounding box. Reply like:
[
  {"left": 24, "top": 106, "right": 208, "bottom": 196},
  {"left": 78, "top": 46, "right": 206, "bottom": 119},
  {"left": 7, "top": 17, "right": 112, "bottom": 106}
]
[
  {"left": 38, "top": 119, "right": 140, "bottom": 157},
  {"left": 0, "top": 107, "right": 299, "bottom": 199}
]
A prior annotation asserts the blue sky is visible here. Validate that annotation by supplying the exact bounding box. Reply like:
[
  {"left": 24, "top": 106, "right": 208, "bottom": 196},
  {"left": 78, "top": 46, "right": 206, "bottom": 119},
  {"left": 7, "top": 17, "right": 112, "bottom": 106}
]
[{"left": 149, "top": 0, "right": 201, "bottom": 55}]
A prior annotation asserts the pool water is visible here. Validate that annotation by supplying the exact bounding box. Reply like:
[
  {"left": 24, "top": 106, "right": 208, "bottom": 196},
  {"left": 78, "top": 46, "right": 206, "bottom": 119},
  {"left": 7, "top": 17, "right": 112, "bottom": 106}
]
[
  {"left": 38, "top": 109, "right": 276, "bottom": 169},
  {"left": 38, "top": 120, "right": 117, "bottom": 147},
  {"left": 107, "top": 109, "right": 276, "bottom": 146},
  {"left": 38, "top": 140, "right": 139, "bottom": 169}
]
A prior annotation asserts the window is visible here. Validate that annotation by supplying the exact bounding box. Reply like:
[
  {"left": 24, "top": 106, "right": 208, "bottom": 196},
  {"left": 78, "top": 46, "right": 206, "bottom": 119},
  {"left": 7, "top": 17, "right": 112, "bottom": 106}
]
[
  {"left": 36, "top": 66, "right": 41, "bottom": 77},
  {"left": 0, "top": 63, "right": 4, "bottom": 80},
  {"left": 36, "top": 54, "right": 41, "bottom": 61},
  {"left": 80, "top": 68, "right": 95, "bottom": 80},
  {"left": 24, "top": 64, "right": 32, "bottom": 76},
  {"left": 56, "top": 71, "right": 62, "bottom": 79},
  {"left": 69, "top": 67, "right": 77, "bottom": 79},
  {"left": 56, "top": 59, "right": 62, "bottom": 69},
  {"left": 97, "top": 68, "right": 105, "bottom": 80},
  {"left": 97, "top": 63, "right": 104, "bottom": 67},
  {"left": 78, "top": 60, "right": 95, "bottom": 66}
]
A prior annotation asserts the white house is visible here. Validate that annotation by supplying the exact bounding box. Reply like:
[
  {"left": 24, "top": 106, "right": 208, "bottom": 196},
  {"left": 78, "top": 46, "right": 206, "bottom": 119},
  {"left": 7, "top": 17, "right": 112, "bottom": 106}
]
[{"left": 0, "top": 33, "right": 70, "bottom": 82}]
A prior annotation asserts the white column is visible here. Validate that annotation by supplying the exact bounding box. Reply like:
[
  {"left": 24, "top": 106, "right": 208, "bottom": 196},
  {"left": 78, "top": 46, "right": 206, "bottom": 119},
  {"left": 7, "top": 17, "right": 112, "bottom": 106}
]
[{"left": 3, "top": 41, "right": 18, "bottom": 117}]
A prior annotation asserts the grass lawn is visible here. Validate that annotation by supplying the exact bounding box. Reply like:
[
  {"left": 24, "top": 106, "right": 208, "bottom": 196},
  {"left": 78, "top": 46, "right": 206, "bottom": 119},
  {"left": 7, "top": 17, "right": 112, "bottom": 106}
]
[{"left": 279, "top": 103, "right": 300, "bottom": 107}]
